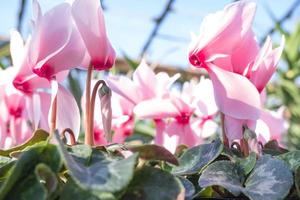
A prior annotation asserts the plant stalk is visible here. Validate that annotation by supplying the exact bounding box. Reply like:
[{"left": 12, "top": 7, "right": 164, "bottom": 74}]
[
  {"left": 85, "top": 64, "right": 94, "bottom": 145},
  {"left": 220, "top": 113, "right": 229, "bottom": 148},
  {"left": 89, "top": 80, "right": 106, "bottom": 143}
]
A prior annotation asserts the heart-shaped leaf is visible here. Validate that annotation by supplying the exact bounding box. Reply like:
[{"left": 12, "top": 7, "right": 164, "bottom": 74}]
[
  {"left": 172, "top": 139, "right": 223, "bottom": 175},
  {"left": 35, "top": 163, "right": 58, "bottom": 197},
  {"left": 277, "top": 150, "right": 300, "bottom": 171},
  {"left": 61, "top": 179, "right": 116, "bottom": 200},
  {"left": 243, "top": 155, "right": 293, "bottom": 200},
  {"left": 198, "top": 160, "right": 244, "bottom": 196},
  {"left": 235, "top": 152, "right": 256, "bottom": 175},
  {"left": 121, "top": 167, "right": 182, "bottom": 200},
  {"left": 0, "top": 143, "right": 61, "bottom": 200},
  {"left": 178, "top": 176, "right": 195, "bottom": 199},
  {"left": 128, "top": 144, "right": 178, "bottom": 165},
  {"left": 198, "top": 155, "right": 293, "bottom": 200},
  {"left": 55, "top": 131, "right": 137, "bottom": 193}
]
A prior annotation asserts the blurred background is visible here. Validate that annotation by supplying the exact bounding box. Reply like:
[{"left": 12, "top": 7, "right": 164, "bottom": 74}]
[{"left": 0, "top": 0, "right": 300, "bottom": 148}]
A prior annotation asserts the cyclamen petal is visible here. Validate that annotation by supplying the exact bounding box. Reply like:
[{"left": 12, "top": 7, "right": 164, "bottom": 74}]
[
  {"left": 189, "top": 1, "right": 256, "bottom": 67},
  {"left": 29, "top": 2, "right": 85, "bottom": 79},
  {"left": 208, "top": 64, "right": 261, "bottom": 120},
  {"left": 250, "top": 36, "right": 285, "bottom": 92},
  {"left": 134, "top": 98, "right": 180, "bottom": 119},
  {"left": 49, "top": 82, "right": 80, "bottom": 143},
  {"left": 71, "top": 0, "right": 116, "bottom": 69}
]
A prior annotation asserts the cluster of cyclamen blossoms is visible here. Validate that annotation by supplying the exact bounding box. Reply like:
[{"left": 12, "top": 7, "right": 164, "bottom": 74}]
[{"left": 0, "top": 0, "right": 288, "bottom": 153}]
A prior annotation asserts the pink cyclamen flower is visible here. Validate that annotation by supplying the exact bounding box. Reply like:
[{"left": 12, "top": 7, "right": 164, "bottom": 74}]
[
  {"left": 106, "top": 60, "right": 180, "bottom": 148},
  {"left": 0, "top": 69, "right": 32, "bottom": 149},
  {"left": 10, "top": 30, "right": 68, "bottom": 131},
  {"left": 71, "top": 0, "right": 116, "bottom": 69},
  {"left": 189, "top": 1, "right": 285, "bottom": 140},
  {"left": 29, "top": 0, "right": 85, "bottom": 80}
]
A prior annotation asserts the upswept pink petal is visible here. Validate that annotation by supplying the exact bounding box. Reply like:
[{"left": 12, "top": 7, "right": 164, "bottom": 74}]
[
  {"left": 250, "top": 36, "right": 285, "bottom": 92},
  {"left": 165, "top": 121, "right": 200, "bottom": 147},
  {"left": 32, "top": 0, "right": 42, "bottom": 27},
  {"left": 37, "top": 91, "right": 51, "bottom": 131},
  {"left": 106, "top": 75, "right": 142, "bottom": 104},
  {"left": 29, "top": 3, "right": 85, "bottom": 79},
  {"left": 133, "top": 60, "right": 157, "bottom": 99},
  {"left": 255, "top": 107, "right": 288, "bottom": 143},
  {"left": 194, "top": 77, "right": 218, "bottom": 117},
  {"left": 207, "top": 64, "right": 261, "bottom": 120},
  {"left": 153, "top": 120, "right": 166, "bottom": 146},
  {"left": 71, "top": 0, "right": 116, "bottom": 70},
  {"left": 155, "top": 72, "right": 180, "bottom": 96},
  {"left": 191, "top": 118, "right": 217, "bottom": 138},
  {"left": 230, "top": 29, "right": 259, "bottom": 75},
  {"left": 49, "top": 82, "right": 80, "bottom": 143},
  {"left": 189, "top": 1, "right": 256, "bottom": 67},
  {"left": 25, "top": 94, "right": 41, "bottom": 130},
  {"left": 134, "top": 98, "right": 180, "bottom": 119},
  {"left": 10, "top": 30, "right": 25, "bottom": 68},
  {"left": 171, "top": 97, "right": 195, "bottom": 115},
  {"left": 224, "top": 115, "right": 245, "bottom": 140}
]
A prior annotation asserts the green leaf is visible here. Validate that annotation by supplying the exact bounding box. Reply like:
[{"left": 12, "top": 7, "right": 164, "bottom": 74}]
[
  {"left": 0, "top": 156, "right": 11, "bottom": 167},
  {"left": 171, "top": 139, "right": 223, "bottom": 175},
  {"left": 121, "top": 167, "right": 182, "bottom": 200},
  {"left": 128, "top": 144, "right": 179, "bottom": 165},
  {"left": 178, "top": 176, "right": 195, "bottom": 199},
  {"left": 0, "top": 143, "right": 62, "bottom": 200},
  {"left": 61, "top": 179, "right": 116, "bottom": 200},
  {"left": 243, "top": 155, "right": 293, "bottom": 200},
  {"left": 4, "top": 175, "right": 47, "bottom": 200},
  {"left": 295, "top": 166, "right": 300, "bottom": 198},
  {"left": 68, "top": 144, "right": 93, "bottom": 165},
  {"left": 198, "top": 160, "right": 244, "bottom": 196},
  {"left": 55, "top": 131, "right": 137, "bottom": 193},
  {"left": 235, "top": 152, "right": 256, "bottom": 175},
  {"left": 35, "top": 163, "right": 58, "bottom": 197},
  {"left": 277, "top": 150, "right": 300, "bottom": 171},
  {"left": 198, "top": 156, "right": 293, "bottom": 200},
  {"left": 61, "top": 179, "right": 100, "bottom": 200},
  {"left": 0, "top": 129, "right": 49, "bottom": 157}
]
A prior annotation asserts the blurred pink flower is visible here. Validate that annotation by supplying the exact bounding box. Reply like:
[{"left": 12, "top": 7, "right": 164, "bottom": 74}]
[
  {"left": 71, "top": 0, "right": 116, "bottom": 70},
  {"left": 0, "top": 70, "right": 31, "bottom": 149},
  {"left": 134, "top": 78, "right": 218, "bottom": 152},
  {"left": 106, "top": 60, "right": 180, "bottom": 104},
  {"left": 106, "top": 61, "right": 180, "bottom": 148}
]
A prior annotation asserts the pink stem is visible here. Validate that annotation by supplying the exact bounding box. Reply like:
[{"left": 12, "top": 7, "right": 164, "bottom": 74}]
[{"left": 85, "top": 64, "right": 93, "bottom": 145}]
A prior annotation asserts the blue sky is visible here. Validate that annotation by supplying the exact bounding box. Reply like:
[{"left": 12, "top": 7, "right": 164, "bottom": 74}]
[{"left": 0, "top": 0, "right": 299, "bottom": 68}]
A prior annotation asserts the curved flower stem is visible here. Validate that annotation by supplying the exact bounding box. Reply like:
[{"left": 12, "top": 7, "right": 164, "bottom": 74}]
[
  {"left": 62, "top": 128, "right": 76, "bottom": 145},
  {"left": 89, "top": 80, "right": 106, "bottom": 142},
  {"left": 50, "top": 79, "right": 58, "bottom": 136},
  {"left": 85, "top": 64, "right": 93, "bottom": 145},
  {"left": 220, "top": 113, "right": 229, "bottom": 148}
]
